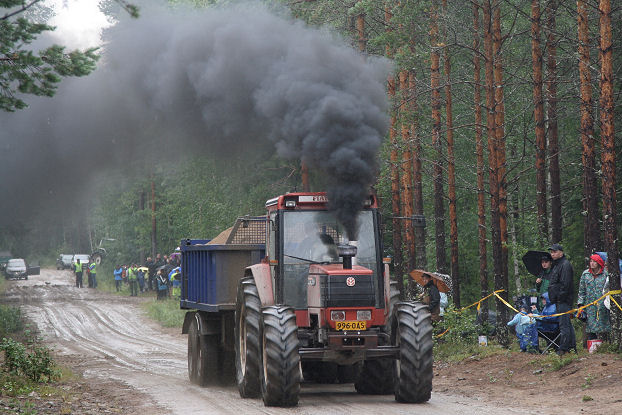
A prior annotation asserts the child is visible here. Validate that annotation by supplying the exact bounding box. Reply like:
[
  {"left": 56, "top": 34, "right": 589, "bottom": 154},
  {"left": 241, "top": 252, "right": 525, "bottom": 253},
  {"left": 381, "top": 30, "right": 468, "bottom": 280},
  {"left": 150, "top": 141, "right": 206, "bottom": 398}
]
[{"left": 507, "top": 305, "right": 538, "bottom": 352}]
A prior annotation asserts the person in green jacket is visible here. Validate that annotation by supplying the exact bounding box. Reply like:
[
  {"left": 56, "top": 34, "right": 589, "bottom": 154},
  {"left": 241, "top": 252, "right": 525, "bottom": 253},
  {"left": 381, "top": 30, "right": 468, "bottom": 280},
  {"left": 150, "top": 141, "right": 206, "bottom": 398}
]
[
  {"left": 88, "top": 261, "right": 97, "bottom": 289},
  {"left": 536, "top": 255, "right": 553, "bottom": 298},
  {"left": 127, "top": 264, "right": 138, "bottom": 297},
  {"left": 73, "top": 259, "right": 83, "bottom": 288}
]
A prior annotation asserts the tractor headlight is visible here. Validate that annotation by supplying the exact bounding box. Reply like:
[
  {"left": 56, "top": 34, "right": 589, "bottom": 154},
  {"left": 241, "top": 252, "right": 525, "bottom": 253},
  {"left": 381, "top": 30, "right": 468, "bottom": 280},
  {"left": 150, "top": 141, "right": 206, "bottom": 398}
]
[
  {"left": 330, "top": 310, "right": 346, "bottom": 321},
  {"left": 357, "top": 310, "right": 372, "bottom": 320}
]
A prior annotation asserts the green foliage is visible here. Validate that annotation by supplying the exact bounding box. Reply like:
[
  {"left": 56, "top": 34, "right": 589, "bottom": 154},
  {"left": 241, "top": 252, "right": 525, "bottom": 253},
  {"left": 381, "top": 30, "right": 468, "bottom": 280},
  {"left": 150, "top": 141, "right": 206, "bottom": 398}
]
[
  {"left": 0, "top": 304, "right": 22, "bottom": 337},
  {"left": 0, "top": 337, "right": 60, "bottom": 383},
  {"left": 142, "top": 298, "right": 185, "bottom": 328}
]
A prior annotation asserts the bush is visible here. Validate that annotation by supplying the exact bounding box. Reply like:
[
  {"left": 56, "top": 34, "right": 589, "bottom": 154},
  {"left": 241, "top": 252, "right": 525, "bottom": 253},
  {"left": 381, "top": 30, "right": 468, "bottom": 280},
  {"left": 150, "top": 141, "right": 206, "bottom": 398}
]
[
  {"left": 0, "top": 338, "right": 60, "bottom": 382},
  {"left": 0, "top": 305, "right": 23, "bottom": 337}
]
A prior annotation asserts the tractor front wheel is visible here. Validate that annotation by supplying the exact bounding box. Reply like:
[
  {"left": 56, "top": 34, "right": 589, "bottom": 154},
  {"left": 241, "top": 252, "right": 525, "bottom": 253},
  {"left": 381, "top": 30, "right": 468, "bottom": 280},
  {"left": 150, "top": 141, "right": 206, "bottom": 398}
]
[
  {"left": 393, "top": 302, "right": 433, "bottom": 403},
  {"left": 260, "top": 306, "right": 301, "bottom": 407}
]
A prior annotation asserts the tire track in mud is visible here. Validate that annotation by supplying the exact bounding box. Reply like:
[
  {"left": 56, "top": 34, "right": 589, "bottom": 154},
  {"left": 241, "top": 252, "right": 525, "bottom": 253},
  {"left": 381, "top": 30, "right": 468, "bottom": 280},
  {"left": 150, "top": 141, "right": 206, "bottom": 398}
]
[{"left": 6, "top": 269, "right": 526, "bottom": 415}]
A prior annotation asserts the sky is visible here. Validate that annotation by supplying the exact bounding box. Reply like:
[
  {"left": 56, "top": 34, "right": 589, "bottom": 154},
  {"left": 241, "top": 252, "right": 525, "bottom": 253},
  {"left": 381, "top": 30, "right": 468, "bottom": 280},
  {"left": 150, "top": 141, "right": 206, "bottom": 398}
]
[{"left": 44, "top": 0, "right": 113, "bottom": 49}]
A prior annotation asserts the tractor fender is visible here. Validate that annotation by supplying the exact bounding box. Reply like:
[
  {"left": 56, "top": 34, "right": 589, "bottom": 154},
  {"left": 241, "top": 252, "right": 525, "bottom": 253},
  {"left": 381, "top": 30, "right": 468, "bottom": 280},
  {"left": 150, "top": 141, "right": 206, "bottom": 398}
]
[{"left": 246, "top": 263, "right": 274, "bottom": 307}]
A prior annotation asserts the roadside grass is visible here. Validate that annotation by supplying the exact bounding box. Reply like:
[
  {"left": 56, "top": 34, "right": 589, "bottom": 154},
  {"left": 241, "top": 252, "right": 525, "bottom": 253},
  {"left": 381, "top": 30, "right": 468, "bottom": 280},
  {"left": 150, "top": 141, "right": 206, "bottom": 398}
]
[{"left": 141, "top": 297, "right": 185, "bottom": 328}]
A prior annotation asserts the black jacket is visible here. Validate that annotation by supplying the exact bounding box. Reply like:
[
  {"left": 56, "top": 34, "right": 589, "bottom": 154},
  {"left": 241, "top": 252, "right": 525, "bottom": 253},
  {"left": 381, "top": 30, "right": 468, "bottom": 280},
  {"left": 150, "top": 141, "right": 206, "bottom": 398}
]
[
  {"left": 547, "top": 255, "right": 574, "bottom": 305},
  {"left": 424, "top": 280, "right": 441, "bottom": 313}
]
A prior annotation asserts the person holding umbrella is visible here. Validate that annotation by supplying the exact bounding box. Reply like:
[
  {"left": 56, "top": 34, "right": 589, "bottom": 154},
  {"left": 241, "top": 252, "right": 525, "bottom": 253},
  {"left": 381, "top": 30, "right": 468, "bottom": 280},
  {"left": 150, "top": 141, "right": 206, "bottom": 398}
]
[
  {"left": 420, "top": 272, "right": 441, "bottom": 322},
  {"left": 536, "top": 254, "right": 553, "bottom": 298}
]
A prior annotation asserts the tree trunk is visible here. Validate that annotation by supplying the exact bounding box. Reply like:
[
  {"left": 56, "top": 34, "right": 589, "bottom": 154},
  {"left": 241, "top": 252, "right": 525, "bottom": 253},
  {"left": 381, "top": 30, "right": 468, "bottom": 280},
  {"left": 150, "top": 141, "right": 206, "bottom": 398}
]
[
  {"left": 484, "top": 0, "right": 506, "bottom": 346},
  {"left": 399, "top": 70, "right": 416, "bottom": 274},
  {"left": 410, "top": 69, "right": 427, "bottom": 272},
  {"left": 356, "top": 14, "right": 366, "bottom": 53},
  {"left": 598, "top": 0, "right": 621, "bottom": 350},
  {"left": 546, "top": 0, "right": 562, "bottom": 243},
  {"left": 473, "top": 1, "right": 488, "bottom": 320},
  {"left": 430, "top": 0, "right": 447, "bottom": 274},
  {"left": 386, "top": 5, "right": 404, "bottom": 298},
  {"left": 151, "top": 174, "right": 157, "bottom": 260},
  {"left": 442, "top": 0, "right": 459, "bottom": 307},
  {"left": 577, "top": 0, "right": 601, "bottom": 261},
  {"left": 531, "top": 0, "right": 548, "bottom": 242}
]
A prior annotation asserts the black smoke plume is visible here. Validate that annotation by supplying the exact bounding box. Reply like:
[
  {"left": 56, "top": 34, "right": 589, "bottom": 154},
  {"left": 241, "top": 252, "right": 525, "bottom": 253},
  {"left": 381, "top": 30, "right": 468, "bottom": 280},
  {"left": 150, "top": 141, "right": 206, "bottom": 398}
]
[{"left": 0, "top": 1, "right": 389, "bottom": 240}]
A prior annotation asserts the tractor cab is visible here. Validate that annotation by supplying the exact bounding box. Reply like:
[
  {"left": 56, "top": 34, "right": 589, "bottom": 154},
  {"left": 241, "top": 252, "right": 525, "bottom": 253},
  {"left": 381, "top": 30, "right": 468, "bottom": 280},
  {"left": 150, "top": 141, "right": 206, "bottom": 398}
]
[{"left": 264, "top": 192, "right": 388, "bottom": 338}]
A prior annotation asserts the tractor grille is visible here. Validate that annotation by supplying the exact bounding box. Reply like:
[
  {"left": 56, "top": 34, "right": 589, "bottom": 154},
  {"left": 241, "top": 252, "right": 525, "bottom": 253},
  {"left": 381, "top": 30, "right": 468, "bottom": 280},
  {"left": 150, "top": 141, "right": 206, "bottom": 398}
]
[{"left": 321, "top": 274, "right": 375, "bottom": 307}]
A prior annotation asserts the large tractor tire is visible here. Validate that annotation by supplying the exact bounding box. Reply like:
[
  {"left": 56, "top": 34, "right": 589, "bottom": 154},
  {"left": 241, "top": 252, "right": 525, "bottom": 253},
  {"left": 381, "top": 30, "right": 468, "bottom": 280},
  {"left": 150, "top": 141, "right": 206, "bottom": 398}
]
[
  {"left": 260, "top": 306, "right": 301, "bottom": 407},
  {"left": 91, "top": 252, "right": 103, "bottom": 266},
  {"left": 393, "top": 302, "right": 433, "bottom": 403},
  {"left": 354, "top": 281, "right": 400, "bottom": 394},
  {"left": 188, "top": 314, "right": 219, "bottom": 386},
  {"left": 234, "top": 277, "right": 262, "bottom": 398}
]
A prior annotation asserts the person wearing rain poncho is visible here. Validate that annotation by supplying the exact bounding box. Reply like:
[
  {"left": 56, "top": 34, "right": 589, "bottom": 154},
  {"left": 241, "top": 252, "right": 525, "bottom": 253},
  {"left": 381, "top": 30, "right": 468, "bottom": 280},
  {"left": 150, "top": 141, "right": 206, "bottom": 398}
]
[
  {"left": 168, "top": 266, "right": 181, "bottom": 298},
  {"left": 577, "top": 254, "right": 610, "bottom": 341},
  {"left": 507, "top": 305, "right": 538, "bottom": 352}
]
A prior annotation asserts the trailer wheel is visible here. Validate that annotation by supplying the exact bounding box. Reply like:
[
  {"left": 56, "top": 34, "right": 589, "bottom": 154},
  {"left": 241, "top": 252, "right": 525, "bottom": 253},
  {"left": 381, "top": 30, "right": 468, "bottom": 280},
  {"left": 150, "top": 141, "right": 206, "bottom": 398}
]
[
  {"left": 197, "top": 334, "right": 219, "bottom": 386},
  {"left": 187, "top": 315, "right": 200, "bottom": 384},
  {"left": 393, "top": 302, "right": 433, "bottom": 403},
  {"left": 235, "top": 277, "right": 262, "bottom": 398},
  {"left": 260, "top": 306, "right": 301, "bottom": 407}
]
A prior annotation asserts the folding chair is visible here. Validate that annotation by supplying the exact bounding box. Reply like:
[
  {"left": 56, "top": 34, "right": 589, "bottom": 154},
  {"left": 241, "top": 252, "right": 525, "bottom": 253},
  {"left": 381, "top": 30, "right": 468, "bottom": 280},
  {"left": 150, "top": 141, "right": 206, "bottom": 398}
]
[{"left": 537, "top": 316, "right": 560, "bottom": 354}]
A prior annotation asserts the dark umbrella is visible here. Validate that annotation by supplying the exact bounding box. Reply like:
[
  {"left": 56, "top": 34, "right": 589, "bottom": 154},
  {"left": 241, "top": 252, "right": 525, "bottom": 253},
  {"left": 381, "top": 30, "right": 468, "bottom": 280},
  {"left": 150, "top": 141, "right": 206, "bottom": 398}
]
[{"left": 522, "top": 250, "right": 552, "bottom": 276}]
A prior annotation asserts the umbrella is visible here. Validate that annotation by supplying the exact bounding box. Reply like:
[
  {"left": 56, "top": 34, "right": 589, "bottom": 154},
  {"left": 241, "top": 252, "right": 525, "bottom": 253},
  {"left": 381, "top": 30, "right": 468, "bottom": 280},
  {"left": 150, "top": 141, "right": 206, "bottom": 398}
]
[
  {"left": 138, "top": 266, "right": 149, "bottom": 273},
  {"left": 408, "top": 269, "right": 450, "bottom": 293},
  {"left": 522, "top": 250, "right": 552, "bottom": 277}
]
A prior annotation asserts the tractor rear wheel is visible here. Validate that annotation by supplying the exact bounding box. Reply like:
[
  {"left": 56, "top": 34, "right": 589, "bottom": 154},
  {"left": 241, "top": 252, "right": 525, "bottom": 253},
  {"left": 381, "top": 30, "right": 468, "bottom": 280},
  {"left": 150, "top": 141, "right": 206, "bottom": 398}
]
[
  {"left": 197, "top": 334, "right": 219, "bottom": 386},
  {"left": 235, "top": 277, "right": 262, "bottom": 398},
  {"left": 260, "top": 306, "right": 301, "bottom": 407},
  {"left": 393, "top": 302, "right": 433, "bottom": 403}
]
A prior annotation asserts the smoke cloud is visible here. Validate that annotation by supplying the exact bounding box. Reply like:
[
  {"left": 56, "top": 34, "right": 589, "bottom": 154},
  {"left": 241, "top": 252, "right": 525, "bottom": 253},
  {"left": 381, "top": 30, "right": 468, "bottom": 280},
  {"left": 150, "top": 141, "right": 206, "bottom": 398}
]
[{"left": 0, "top": 1, "right": 389, "bottom": 239}]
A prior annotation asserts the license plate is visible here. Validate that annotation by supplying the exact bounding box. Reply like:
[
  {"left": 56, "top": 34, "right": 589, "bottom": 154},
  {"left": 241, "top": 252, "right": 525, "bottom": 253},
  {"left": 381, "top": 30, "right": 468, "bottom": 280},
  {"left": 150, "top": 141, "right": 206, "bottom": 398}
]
[{"left": 335, "top": 321, "right": 367, "bottom": 331}]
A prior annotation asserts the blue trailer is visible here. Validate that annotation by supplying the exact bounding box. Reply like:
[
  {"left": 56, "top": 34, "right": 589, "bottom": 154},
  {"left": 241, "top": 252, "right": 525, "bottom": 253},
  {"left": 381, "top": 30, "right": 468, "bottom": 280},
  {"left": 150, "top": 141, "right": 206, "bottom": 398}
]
[{"left": 180, "top": 217, "right": 266, "bottom": 386}]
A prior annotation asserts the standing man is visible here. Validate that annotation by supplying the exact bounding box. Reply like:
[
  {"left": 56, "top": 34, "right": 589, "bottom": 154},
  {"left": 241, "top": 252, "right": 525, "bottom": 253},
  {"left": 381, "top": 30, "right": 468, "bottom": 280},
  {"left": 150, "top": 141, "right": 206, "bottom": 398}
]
[
  {"left": 88, "top": 260, "right": 97, "bottom": 289},
  {"left": 127, "top": 264, "right": 138, "bottom": 297},
  {"left": 547, "top": 244, "right": 576, "bottom": 355},
  {"left": 421, "top": 273, "right": 441, "bottom": 322},
  {"left": 73, "top": 259, "right": 83, "bottom": 288}
]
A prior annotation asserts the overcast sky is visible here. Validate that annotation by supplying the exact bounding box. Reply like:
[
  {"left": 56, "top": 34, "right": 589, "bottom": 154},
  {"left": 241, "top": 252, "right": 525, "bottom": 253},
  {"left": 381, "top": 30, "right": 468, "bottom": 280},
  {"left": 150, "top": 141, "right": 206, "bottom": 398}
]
[{"left": 44, "top": 0, "right": 112, "bottom": 49}]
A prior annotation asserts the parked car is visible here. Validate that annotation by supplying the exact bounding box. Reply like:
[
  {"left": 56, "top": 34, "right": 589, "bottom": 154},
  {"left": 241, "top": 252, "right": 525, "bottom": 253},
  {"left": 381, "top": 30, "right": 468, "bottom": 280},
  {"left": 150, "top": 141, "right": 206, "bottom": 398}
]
[
  {"left": 0, "top": 250, "right": 12, "bottom": 271},
  {"left": 72, "top": 254, "right": 91, "bottom": 268},
  {"left": 4, "top": 258, "right": 40, "bottom": 280},
  {"left": 56, "top": 254, "right": 74, "bottom": 270}
]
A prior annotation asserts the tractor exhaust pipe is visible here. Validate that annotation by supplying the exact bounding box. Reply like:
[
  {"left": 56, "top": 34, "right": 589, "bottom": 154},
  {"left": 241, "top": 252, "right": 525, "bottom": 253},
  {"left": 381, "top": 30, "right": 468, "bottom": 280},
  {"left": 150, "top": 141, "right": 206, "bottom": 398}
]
[{"left": 337, "top": 244, "right": 357, "bottom": 269}]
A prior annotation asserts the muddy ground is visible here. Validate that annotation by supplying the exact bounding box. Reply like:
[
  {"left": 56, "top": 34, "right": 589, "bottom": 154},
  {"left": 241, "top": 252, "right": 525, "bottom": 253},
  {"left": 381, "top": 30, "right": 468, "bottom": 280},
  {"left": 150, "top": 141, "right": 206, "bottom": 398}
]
[{"left": 2, "top": 269, "right": 620, "bottom": 414}]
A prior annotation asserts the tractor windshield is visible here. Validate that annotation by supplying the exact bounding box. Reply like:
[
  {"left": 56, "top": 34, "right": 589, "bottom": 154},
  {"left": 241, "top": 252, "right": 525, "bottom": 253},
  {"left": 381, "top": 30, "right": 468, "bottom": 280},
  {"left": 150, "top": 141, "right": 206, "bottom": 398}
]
[{"left": 282, "top": 210, "right": 379, "bottom": 308}]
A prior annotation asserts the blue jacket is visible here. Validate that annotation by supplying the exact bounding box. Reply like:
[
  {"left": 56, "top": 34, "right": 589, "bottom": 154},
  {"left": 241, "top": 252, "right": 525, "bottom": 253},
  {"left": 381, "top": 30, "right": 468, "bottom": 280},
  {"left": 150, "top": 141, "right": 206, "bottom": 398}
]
[
  {"left": 114, "top": 267, "right": 123, "bottom": 281},
  {"left": 508, "top": 311, "right": 537, "bottom": 351},
  {"left": 536, "top": 292, "right": 558, "bottom": 332}
]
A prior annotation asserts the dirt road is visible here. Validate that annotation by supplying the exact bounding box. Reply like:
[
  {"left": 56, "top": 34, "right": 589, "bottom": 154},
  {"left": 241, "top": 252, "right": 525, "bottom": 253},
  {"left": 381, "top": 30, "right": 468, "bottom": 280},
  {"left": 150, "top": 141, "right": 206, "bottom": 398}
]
[{"left": 5, "top": 269, "right": 526, "bottom": 414}]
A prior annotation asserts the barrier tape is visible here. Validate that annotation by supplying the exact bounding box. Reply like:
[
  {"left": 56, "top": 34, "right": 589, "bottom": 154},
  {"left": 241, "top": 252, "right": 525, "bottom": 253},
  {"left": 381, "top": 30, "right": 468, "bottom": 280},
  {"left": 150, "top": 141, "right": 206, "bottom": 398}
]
[{"left": 433, "top": 289, "right": 622, "bottom": 339}]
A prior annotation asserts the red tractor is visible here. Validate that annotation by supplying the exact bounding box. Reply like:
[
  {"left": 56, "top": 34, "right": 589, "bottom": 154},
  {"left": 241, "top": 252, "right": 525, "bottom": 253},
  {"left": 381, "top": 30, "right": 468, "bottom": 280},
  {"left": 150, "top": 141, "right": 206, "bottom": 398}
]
[{"left": 233, "top": 192, "right": 433, "bottom": 406}]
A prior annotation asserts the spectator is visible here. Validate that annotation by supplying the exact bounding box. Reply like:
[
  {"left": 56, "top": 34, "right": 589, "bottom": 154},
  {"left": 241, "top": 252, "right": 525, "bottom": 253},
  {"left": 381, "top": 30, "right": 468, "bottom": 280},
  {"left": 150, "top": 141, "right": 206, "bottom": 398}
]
[
  {"left": 113, "top": 265, "right": 123, "bottom": 292},
  {"left": 536, "top": 254, "right": 553, "bottom": 298},
  {"left": 547, "top": 244, "right": 576, "bottom": 355},
  {"left": 137, "top": 267, "right": 146, "bottom": 293},
  {"left": 157, "top": 269, "right": 169, "bottom": 300},
  {"left": 146, "top": 256, "right": 156, "bottom": 291},
  {"left": 421, "top": 273, "right": 441, "bottom": 322},
  {"left": 73, "top": 259, "right": 84, "bottom": 288},
  {"left": 127, "top": 264, "right": 138, "bottom": 297},
  {"left": 577, "top": 254, "right": 611, "bottom": 341},
  {"left": 169, "top": 266, "right": 181, "bottom": 298},
  {"left": 507, "top": 305, "right": 538, "bottom": 352},
  {"left": 88, "top": 260, "right": 97, "bottom": 289}
]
